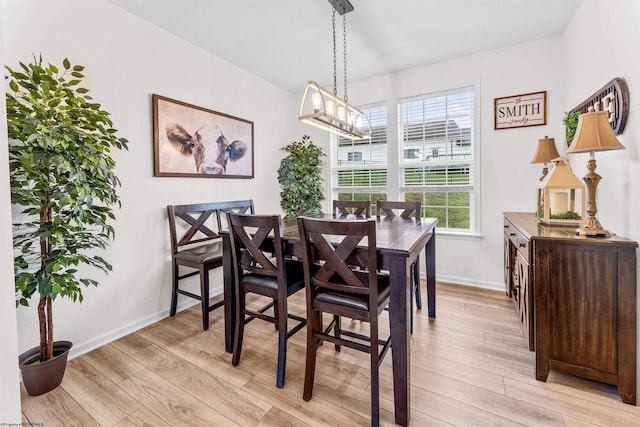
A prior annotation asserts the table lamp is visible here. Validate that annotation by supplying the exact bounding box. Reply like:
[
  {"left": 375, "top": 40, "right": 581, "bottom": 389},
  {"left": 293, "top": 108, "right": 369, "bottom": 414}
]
[
  {"left": 565, "top": 106, "right": 625, "bottom": 236},
  {"left": 531, "top": 136, "right": 561, "bottom": 181}
]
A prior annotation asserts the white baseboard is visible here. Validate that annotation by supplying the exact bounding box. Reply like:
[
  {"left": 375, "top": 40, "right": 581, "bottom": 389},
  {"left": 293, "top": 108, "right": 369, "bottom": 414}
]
[
  {"left": 433, "top": 274, "right": 504, "bottom": 292},
  {"left": 68, "top": 287, "right": 223, "bottom": 360}
]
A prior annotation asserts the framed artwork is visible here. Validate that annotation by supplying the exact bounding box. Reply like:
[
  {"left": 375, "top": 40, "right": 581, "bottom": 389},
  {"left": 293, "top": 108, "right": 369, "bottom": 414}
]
[
  {"left": 153, "top": 94, "right": 254, "bottom": 178},
  {"left": 494, "top": 91, "right": 547, "bottom": 130}
]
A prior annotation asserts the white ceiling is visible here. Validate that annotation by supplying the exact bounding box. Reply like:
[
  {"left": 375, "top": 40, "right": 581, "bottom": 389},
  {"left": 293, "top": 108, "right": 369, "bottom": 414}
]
[{"left": 109, "top": 0, "right": 581, "bottom": 93}]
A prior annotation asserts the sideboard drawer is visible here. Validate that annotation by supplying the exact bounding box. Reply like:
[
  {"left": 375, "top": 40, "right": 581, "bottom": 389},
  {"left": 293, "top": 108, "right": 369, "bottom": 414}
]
[
  {"left": 517, "top": 231, "right": 530, "bottom": 263},
  {"left": 504, "top": 218, "right": 517, "bottom": 245}
]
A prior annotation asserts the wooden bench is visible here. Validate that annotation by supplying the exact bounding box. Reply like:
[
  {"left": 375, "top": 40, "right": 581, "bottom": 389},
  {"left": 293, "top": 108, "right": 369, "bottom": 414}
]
[{"left": 166, "top": 200, "right": 254, "bottom": 330}]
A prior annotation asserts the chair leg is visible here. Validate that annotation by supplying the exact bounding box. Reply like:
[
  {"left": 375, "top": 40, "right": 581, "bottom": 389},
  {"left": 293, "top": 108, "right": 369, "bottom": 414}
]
[
  {"left": 232, "top": 288, "right": 246, "bottom": 367},
  {"left": 410, "top": 287, "right": 414, "bottom": 334},
  {"left": 413, "top": 257, "right": 422, "bottom": 309},
  {"left": 303, "top": 311, "right": 321, "bottom": 401},
  {"left": 334, "top": 315, "right": 341, "bottom": 352},
  {"left": 370, "top": 315, "right": 381, "bottom": 427},
  {"left": 275, "top": 297, "right": 288, "bottom": 388},
  {"left": 199, "top": 267, "right": 210, "bottom": 330},
  {"left": 273, "top": 298, "right": 279, "bottom": 330},
  {"left": 170, "top": 263, "right": 179, "bottom": 317}
]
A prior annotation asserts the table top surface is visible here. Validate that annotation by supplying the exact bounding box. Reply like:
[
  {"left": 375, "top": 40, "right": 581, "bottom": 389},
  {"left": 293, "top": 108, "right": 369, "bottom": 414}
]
[
  {"left": 504, "top": 212, "right": 638, "bottom": 247},
  {"left": 280, "top": 214, "right": 438, "bottom": 256}
]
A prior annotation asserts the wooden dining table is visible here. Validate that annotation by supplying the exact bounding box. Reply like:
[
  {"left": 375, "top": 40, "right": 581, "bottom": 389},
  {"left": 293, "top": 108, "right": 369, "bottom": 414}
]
[{"left": 221, "top": 214, "right": 437, "bottom": 426}]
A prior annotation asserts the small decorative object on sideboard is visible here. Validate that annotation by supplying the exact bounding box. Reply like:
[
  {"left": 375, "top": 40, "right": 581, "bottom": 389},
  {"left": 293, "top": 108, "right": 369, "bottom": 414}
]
[
  {"left": 530, "top": 135, "right": 560, "bottom": 181},
  {"left": 565, "top": 106, "right": 625, "bottom": 236},
  {"left": 536, "top": 158, "right": 585, "bottom": 226}
]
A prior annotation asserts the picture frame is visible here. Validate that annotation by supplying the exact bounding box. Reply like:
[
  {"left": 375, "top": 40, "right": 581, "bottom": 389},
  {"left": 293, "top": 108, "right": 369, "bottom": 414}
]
[
  {"left": 494, "top": 91, "right": 547, "bottom": 130},
  {"left": 152, "top": 94, "right": 254, "bottom": 178}
]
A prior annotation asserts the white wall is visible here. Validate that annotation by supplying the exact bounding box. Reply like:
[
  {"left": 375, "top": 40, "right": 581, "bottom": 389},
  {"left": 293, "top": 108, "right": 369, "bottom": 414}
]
[
  {"left": 562, "top": 0, "right": 640, "bottom": 402},
  {"left": 0, "top": 0, "right": 22, "bottom": 422},
  {"left": 2, "top": 0, "right": 298, "bottom": 360},
  {"left": 347, "top": 36, "right": 566, "bottom": 290}
]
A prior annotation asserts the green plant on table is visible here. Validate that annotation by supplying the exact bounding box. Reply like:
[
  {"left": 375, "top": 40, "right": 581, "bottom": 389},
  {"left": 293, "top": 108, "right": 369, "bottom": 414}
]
[
  {"left": 277, "top": 135, "right": 325, "bottom": 218},
  {"left": 6, "top": 55, "right": 128, "bottom": 362}
]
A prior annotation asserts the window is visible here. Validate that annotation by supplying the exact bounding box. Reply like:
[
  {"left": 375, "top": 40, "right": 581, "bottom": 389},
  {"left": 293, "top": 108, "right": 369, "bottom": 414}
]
[
  {"left": 329, "top": 86, "right": 478, "bottom": 233},
  {"left": 399, "top": 87, "right": 476, "bottom": 231},
  {"left": 331, "top": 104, "right": 388, "bottom": 206}
]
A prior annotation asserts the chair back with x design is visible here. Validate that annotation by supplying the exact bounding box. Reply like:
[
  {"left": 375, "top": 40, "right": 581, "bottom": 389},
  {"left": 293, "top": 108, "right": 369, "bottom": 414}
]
[
  {"left": 376, "top": 200, "right": 421, "bottom": 220},
  {"left": 332, "top": 200, "right": 371, "bottom": 218}
]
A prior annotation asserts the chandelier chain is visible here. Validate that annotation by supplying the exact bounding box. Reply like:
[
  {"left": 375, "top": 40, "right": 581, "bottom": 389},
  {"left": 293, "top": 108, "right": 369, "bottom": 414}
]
[
  {"left": 343, "top": 14, "right": 348, "bottom": 103},
  {"left": 332, "top": 9, "right": 337, "bottom": 96}
]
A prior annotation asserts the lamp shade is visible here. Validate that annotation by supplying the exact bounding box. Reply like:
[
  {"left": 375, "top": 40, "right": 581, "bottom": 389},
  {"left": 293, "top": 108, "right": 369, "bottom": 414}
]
[
  {"left": 531, "top": 136, "right": 560, "bottom": 164},
  {"left": 566, "top": 110, "right": 625, "bottom": 153}
]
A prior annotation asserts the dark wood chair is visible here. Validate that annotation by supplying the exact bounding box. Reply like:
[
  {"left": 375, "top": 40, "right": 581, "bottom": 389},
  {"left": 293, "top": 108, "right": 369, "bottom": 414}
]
[
  {"left": 376, "top": 200, "right": 422, "bottom": 332},
  {"left": 332, "top": 200, "right": 371, "bottom": 217},
  {"left": 166, "top": 200, "right": 254, "bottom": 330},
  {"left": 297, "top": 216, "right": 391, "bottom": 426},
  {"left": 227, "top": 213, "right": 306, "bottom": 388}
]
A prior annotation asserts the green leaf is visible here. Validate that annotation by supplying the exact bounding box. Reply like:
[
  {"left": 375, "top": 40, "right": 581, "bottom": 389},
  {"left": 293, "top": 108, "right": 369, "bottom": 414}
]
[{"left": 63, "top": 58, "right": 70, "bottom": 70}]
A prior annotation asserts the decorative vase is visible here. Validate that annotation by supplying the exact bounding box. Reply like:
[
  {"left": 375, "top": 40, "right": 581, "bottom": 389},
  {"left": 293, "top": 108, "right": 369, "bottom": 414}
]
[{"left": 19, "top": 341, "right": 73, "bottom": 396}]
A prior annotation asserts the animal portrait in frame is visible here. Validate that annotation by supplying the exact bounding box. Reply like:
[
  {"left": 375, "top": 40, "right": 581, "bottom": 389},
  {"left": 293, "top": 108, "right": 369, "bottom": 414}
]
[{"left": 153, "top": 94, "right": 254, "bottom": 178}]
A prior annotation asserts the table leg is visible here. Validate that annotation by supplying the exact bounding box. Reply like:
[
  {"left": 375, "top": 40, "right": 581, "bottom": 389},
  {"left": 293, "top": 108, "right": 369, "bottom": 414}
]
[
  {"left": 389, "top": 255, "right": 410, "bottom": 427},
  {"left": 222, "top": 233, "right": 234, "bottom": 353},
  {"left": 426, "top": 230, "right": 436, "bottom": 318}
]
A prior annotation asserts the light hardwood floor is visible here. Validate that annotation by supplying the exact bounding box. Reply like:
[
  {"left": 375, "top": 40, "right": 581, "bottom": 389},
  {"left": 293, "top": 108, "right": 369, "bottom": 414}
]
[{"left": 20, "top": 282, "right": 640, "bottom": 426}]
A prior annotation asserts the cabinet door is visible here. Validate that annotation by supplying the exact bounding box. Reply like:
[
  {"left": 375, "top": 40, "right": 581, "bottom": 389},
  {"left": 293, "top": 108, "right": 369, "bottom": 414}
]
[
  {"left": 536, "top": 241, "right": 617, "bottom": 373},
  {"left": 511, "top": 253, "right": 520, "bottom": 312},
  {"left": 504, "top": 232, "right": 512, "bottom": 296},
  {"left": 517, "top": 251, "right": 533, "bottom": 350}
]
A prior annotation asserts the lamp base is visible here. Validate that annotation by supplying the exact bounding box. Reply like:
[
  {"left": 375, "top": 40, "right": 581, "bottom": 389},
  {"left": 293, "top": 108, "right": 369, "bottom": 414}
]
[{"left": 575, "top": 226, "right": 615, "bottom": 237}]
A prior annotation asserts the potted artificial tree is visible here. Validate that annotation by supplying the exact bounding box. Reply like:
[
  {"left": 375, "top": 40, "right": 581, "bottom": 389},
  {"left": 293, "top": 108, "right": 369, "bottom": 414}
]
[
  {"left": 6, "top": 56, "right": 128, "bottom": 395},
  {"left": 277, "top": 135, "right": 325, "bottom": 217}
]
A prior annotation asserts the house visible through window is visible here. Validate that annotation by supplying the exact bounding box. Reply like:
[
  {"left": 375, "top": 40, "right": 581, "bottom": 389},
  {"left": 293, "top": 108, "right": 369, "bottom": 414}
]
[
  {"left": 331, "top": 103, "right": 388, "bottom": 207},
  {"left": 347, "top": 151, "right": 363, "bottom": 162},
  {"left": 330, "top": 86, "right": 477, "bottom": 233},
  {"left": 399, "top": 87, "right": 475, "bottom": 231}
]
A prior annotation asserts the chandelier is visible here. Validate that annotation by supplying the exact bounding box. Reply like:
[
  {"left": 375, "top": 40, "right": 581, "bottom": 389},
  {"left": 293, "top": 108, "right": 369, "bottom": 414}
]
[{"left": 298, "top": 0, "right": 371, "bottom": 140}]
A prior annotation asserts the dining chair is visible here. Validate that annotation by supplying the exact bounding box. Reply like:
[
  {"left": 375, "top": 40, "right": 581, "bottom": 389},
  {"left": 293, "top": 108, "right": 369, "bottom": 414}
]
[
  {"left": 166, "top": 200, "right": 254, "bottom": 330},
  {"left": 227, "top": 213, "right": 306, "bottom": 388},
  {"left": 332, "top": 200, "right": 371, "bottom": 217},
  {"left": 297, "top": 216, "right": 391, "bottom": 426},
  {"left": 376, "top": 200, "right": 422, "bottom": 332}
]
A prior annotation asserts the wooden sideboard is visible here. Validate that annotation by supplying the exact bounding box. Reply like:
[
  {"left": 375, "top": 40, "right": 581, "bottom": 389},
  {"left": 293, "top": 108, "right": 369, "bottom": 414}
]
[{"left": 503, "top": 212, "right": 637, "bottom": 404}]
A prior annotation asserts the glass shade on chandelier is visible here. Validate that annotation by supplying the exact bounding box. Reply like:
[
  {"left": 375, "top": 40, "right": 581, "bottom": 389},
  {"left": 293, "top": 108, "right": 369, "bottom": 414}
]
[
  {"left": 299, "top": 81, "right": 370, "bottom": 140},
  {"left": 565, "top": 107, "right": 625, "bottom": 236}
]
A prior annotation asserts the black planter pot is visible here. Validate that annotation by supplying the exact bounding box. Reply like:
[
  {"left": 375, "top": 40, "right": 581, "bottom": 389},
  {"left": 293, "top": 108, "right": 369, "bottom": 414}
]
[{"left": 19, "top": 341, "right": 73, "bottom": 396}]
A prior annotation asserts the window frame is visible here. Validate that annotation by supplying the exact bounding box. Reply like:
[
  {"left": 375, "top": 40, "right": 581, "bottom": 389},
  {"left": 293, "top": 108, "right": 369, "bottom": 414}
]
[
  {"left": 329, "top": 84, "right": 481, "bottom": 235},
  {"left": 398, "top": 86, "right": 479, "bottom": 234}
]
